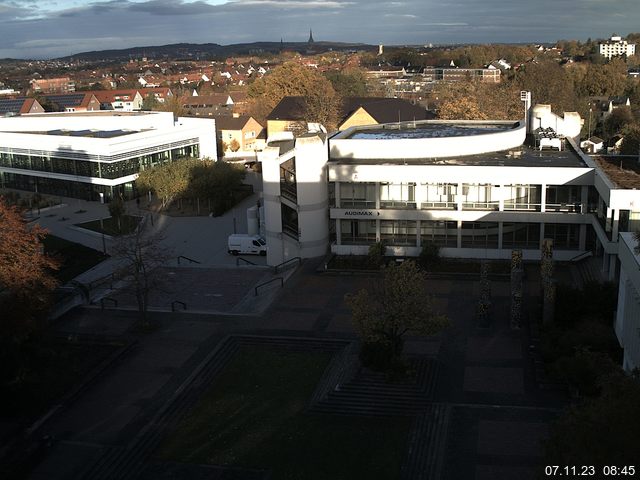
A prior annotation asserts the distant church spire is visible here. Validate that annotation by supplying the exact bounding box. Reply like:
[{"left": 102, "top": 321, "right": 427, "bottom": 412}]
[{"left": 308, "top": 29, "right": 314, "bottom": 44}]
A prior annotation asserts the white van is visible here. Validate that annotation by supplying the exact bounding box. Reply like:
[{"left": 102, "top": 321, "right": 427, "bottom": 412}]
[{"left": 228, "top": 234, "right": 267, "bottom": 256}]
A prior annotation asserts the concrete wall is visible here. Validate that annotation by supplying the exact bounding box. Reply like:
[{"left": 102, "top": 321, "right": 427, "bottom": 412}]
[
  {"left": 615, "top": 232, "right": 640, "bottom": 371},
  {"left": 330, "top": 120, "right": 526, "bottom": 159}
]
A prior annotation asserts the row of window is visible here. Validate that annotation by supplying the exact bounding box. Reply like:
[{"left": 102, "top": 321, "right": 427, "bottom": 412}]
[
  {"left": 0, "top": 145, "right": 199, "bottom": 180},
  {"left": 335, "top": 182, "right": 583, "bottom": 212},
  {"left": 339, "top": 220, "right": 581, "bottom": 250}
]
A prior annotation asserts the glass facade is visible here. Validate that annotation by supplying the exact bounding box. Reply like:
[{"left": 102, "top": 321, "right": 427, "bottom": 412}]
[
  {"left": 502, "top": 222, "right": 541, "bottom": 249},
  {"left": 340, "top": 219, "right": 376, "bottom": 244},
  {"left": 461, "top": 222, "right": 500, "bottom": 248},
  {"left": 340, "top": 182, "right": 376, "bottom": 208},
  {"left": 420, "top": 220, "right": 457, "bottom": 247},
  {"left": 380, "top": 220, "right": 417, "bottom": 245},
  {"left": 0, "top": 144, "right": 199, "bottom": 200},
  {"left": 379, "top": 183, "right": 416, "bottom": 209},
  {"left": 544, "top": 223, "right": 580, "bottom": 250}
]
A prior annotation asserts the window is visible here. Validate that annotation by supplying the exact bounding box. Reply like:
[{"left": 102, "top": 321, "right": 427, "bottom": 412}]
[
  {"left": 380, "top": 220, "right": 416, "bottom": 246},
  {"left": 502, "top": 223, "right": 540, "bottom": 249},
  {"left": 544, "top": 223, "right": 580, "bottom": 250},
  {"left": 462, "top": 184, "right": 498, "bottom": 210},
  {"left": 340, "top": 219, "right": 376, "bottom": 244},
  {"left": 420, "top": 220, "right": 457, "bottom": 247},
  {"left": 379, "top": 183, "right": 416, "bottom": 209},
  {"left": 461, "top": 222, "right": 499, "bottom": 248},
  {"left": 340, "top": 182, "right": 376, "bottom": 208},
  {"left": 504, "top": 185, "right": 541, "bottom": 211}
]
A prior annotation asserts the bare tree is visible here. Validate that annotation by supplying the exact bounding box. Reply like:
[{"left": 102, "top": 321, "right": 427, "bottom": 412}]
[{"left": 112, "top": 215, "right": 172, "bottom": 327}]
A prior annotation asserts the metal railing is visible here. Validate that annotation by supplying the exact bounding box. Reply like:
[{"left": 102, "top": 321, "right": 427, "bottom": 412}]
[
  {"left": 254, "top": 277, "right": 283, "bottom": 296},
  {"left": 236, "top": 257, "right": 257, "bottom": 266},
  {"left": 274, "top": 257, "right": 302, "bottom": 274},
  {"left": 177, "top": 255, "right": 201, "bottom": 265},
  {"left": 569, "top": 251, "right": 593, "bottom": 263},
  {"left": 171, "top": 300, "right": 187, "bottom": 311}
]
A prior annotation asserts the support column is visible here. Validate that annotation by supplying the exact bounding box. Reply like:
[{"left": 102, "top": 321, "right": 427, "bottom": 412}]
[
  {"left": 375, "top": 182, "right": 381, "bottom": 210},
  {"left": 579, "top": 224, "right": 587, "bottom": 251},
  {"left": 457, "top": 220, "right": 462, "bottom": 249},
  {"left": 376, "top": 219, "right": 380, "bottom": 242},
  {"left": 498, "top": 185, "right": 505, "bottom": 212},
  {"left": 334, "top": 181, "right": 341, "bottom": 208},
  {"left": 498, "top": 222, "right": 504, "bottom": 250},
  {"left": 416, "top": 220, "right": 422, "bottom": 248},
  {"left": 335, "top": 219, "right": 342, "bottom": 246},
  {"left": 612, "top": 209, "right": 620, "bottom": 240},
  {"left": 539, "top": 223, "right": 546, "bottom": 254},
  {"left": 457, "top": 182, "right": 464, "bottom": 211},
  {"left": 415, "top": 183, "right": 424, "bottom": 210},
  {"left": 580, "top": 185, "right": 589, "bottom": 214},
  {"left": 540, "top": 184, "right": 547, "bottom": 213},
  {"left": 608, "top": 254, "right": 617, "bottom": 282}
]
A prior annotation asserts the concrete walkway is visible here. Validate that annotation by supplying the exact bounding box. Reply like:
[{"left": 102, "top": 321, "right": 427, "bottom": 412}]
[{"left": 24, "top": 172, "right": 267, "bottom": 290}]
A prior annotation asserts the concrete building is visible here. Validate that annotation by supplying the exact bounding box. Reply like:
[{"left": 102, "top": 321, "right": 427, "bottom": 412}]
[
  {"left": 614, "top": 232, "right": 640, "bottom": 372},
  {"left": 0, "top": 111, "right": 216, "bottom": 201},
  {"left": 599, "top": 36, "right": 636, "bottom": 59}
]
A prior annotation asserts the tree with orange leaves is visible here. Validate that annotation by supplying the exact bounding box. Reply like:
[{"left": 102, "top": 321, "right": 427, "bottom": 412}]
[{"left": 0, "top": 197, "right": 58, "bottom": 344}]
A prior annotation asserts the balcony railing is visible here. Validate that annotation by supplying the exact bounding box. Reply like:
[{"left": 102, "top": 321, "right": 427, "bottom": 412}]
[
  {"left": 420, "top": 201, "right": 457, "bottom": 210},
  {"left": 463, "top": 202, "right": 499, "bottom": 211},
  {"left": 504, "top": 203, "right": 541, "bottom": 211},
  {"left": 380, "top": 200, "right": 417, "bottom": 209},
  {"left": 340, "top": 200, "right": 376, "bottom": 209}
]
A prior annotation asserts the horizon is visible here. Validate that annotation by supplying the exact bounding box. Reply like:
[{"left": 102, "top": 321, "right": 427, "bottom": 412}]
[{"left": 0, "top": 0, "right": 639, "bottom": 60}]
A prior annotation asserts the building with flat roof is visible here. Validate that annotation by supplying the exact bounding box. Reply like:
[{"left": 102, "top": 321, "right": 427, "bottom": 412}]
[
  {"left": 0, "top": 111, "right": 216, "bottom": 201},
  {"left": 259, "top": 101, "right": 640, "bottom": 371},
  {"left": 599, "top": 36, "right": 636, "bottom": 59}
]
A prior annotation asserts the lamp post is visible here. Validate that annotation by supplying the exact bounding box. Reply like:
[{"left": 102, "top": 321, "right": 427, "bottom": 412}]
[{"left": 588, "top": 107, "right": 592, "bottom": 140}]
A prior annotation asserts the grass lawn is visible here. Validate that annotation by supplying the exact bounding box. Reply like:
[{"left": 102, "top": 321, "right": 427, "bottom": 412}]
[
  {"left": 157, "top": 346, "right": 411, "bottom": 480},
  {"left": 43, "top": 234, "right": 108, "bottom": 283},
  {"left": 75, "top": 214, "right": 141, "bottom": 236},
  {"left": 1, "top": 338, "right": 121, "bottom": 419}
]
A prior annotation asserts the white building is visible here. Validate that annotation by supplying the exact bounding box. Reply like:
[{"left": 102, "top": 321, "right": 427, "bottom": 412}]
[
  {"left": 615, "top": 232, "right": 640, "bottom": 372},
  {"left": 0, "top": 111, "right": 216, "bottom": 201},
  {"left": 599, "top": 36, "right": 636, "bottom": 59}
]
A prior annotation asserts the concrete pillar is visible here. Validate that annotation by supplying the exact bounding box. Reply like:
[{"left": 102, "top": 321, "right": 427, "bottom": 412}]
[
  {"left": 539, "top": 223, "right": 545, "bottom": 252},
  {"left": 579, "top": 224, "right": 587, "bottom": 251},
  {"left": 540, "top": 183, "right": 547, "bottom": 213},
  {"left": 334, "top": 181, "right": 341, "bottom": 208},
  {"left": 415, "top": 183, "right": 424, "bottom": 210},
  {"left": 375, "top": 219, "right": 380, "bottom": 242},
  {"left": 457, "top": 182, "right": 464, "bottom": 211},
  {"left": 612, "top": 209, "right": 620, "bottom": 239},
  {"left": 580, "top": 185, "right": 589, "bottom": 214},
  {"left": 457, "top": 220, "right": 462, "bottom": 249},
  {"left": 608, "top": 254, "right": 617, "bottom": 281},
  {"left": 606, "top": 207, "right": 613, "bottom": 232},
  {"left": 335, "top": 219, "right": 342, "bottom": 246},
  {"left": 498, "top": 185, "right": 505, "bottom": 212},
  {"left": 259, "top": 146, "right": 285, "bottom": 266},
  {"left": 375, "top": 182, "right": 381, "bottom": 210},
  {"left": 498, "top": 222, "right": 504, "bottom": 250}
]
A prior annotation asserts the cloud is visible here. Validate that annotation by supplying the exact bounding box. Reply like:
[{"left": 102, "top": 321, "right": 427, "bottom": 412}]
[{"left": 0, "top": 0, "right": 639, "bottom": 58}]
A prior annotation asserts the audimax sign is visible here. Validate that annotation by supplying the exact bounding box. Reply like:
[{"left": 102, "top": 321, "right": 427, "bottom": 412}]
[{"left": 344, "top": 210, "right": 380, "bottom": 217}]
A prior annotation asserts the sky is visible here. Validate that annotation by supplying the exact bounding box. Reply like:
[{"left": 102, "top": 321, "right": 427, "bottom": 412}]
[{"left": 0, "top": 0, "right": 639, "bottom": 59}]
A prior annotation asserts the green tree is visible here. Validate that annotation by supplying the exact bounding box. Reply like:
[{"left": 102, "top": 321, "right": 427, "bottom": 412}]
[
  {"left": 619, "top": 124, "right": 640, "bottom": 155},
  {"left": 136, "top": 159, "right": 197, "bottom": 209},
  {"left": 418, "top": 241, "right": 440, "bottom": 271},
  {"left": 141, "top": 93, "right": 160, "bottom": 111},
  {"left": 515, "top": 60, "right": 578, "bottom": 113},
  {"left": 544, "top": 372, "right": 640, "bottom": 465},
  {"left": 108, "top": 196, "right": 126, "bottom": 233},
  {"left": 247, "top": 61, "right": 340, "bottom": 128},
  {"left": 603, "top": 106, "right": 635, "bottom": 140},
  {"left": 345, "top": 261, "right": 448, "bottom": 369},
  {"left": 325, "top": 69, "right": 370, "bottom": 97},
  {"left": 189, "top": 160, "right": 246, "bottom": 215}
]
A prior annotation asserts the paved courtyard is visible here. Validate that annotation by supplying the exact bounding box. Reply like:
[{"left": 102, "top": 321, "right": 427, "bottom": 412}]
[{"left": 23, "top": 259, "right": 565, "bottom": 480}]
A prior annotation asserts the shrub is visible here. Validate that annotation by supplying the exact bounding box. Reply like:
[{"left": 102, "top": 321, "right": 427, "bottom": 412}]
[
  {"left": 418, "top": 240, "right": 440, "bottom": 271},
  {"left": 367, "top": 240, "right": 387, "bottom": 269}
]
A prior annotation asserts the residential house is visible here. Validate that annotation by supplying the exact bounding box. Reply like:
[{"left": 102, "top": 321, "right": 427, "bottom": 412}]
[
  {"left": 0, "top": 97, "right": 45, "bottom": 116},
  {"left": 140, "top": 87, "right": 173, "bottom": 104},
  {"left": 182, "top": 94, "right": 234, "bottom": 116},
  {"left": 41, "top": 93, "right": 101, "bottom": 112},
  {"left": 580, "top": 136, "right": 604, "bottom": 154},
  {"left": 266, "top": 96, "right": 434, "bottom": 137},
  {"left": 30, "top": 77, "right": 75, "bottom": 94},
  {"left": 589, "top": 96, "right": 631, "bottom": 121},
  {"left": 216, "top": 115, "right": 265, "bottom": 155},
  {"left": 91, "top": 90, "right": 144, "bottom": 111}
]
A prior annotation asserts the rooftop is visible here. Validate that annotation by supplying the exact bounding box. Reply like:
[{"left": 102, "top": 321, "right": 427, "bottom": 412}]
[
  {"left": 5, "top": 129, "right": 142, "bottom": 138},
  {"left": 329, "top": 143, "right": 588, "bottom": 168},
  {"left": 594, "top": 156, "right": 640, "bottom": 189},
  {"left": 346, "top": 122, "right": 516, "bottom": 140}
]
